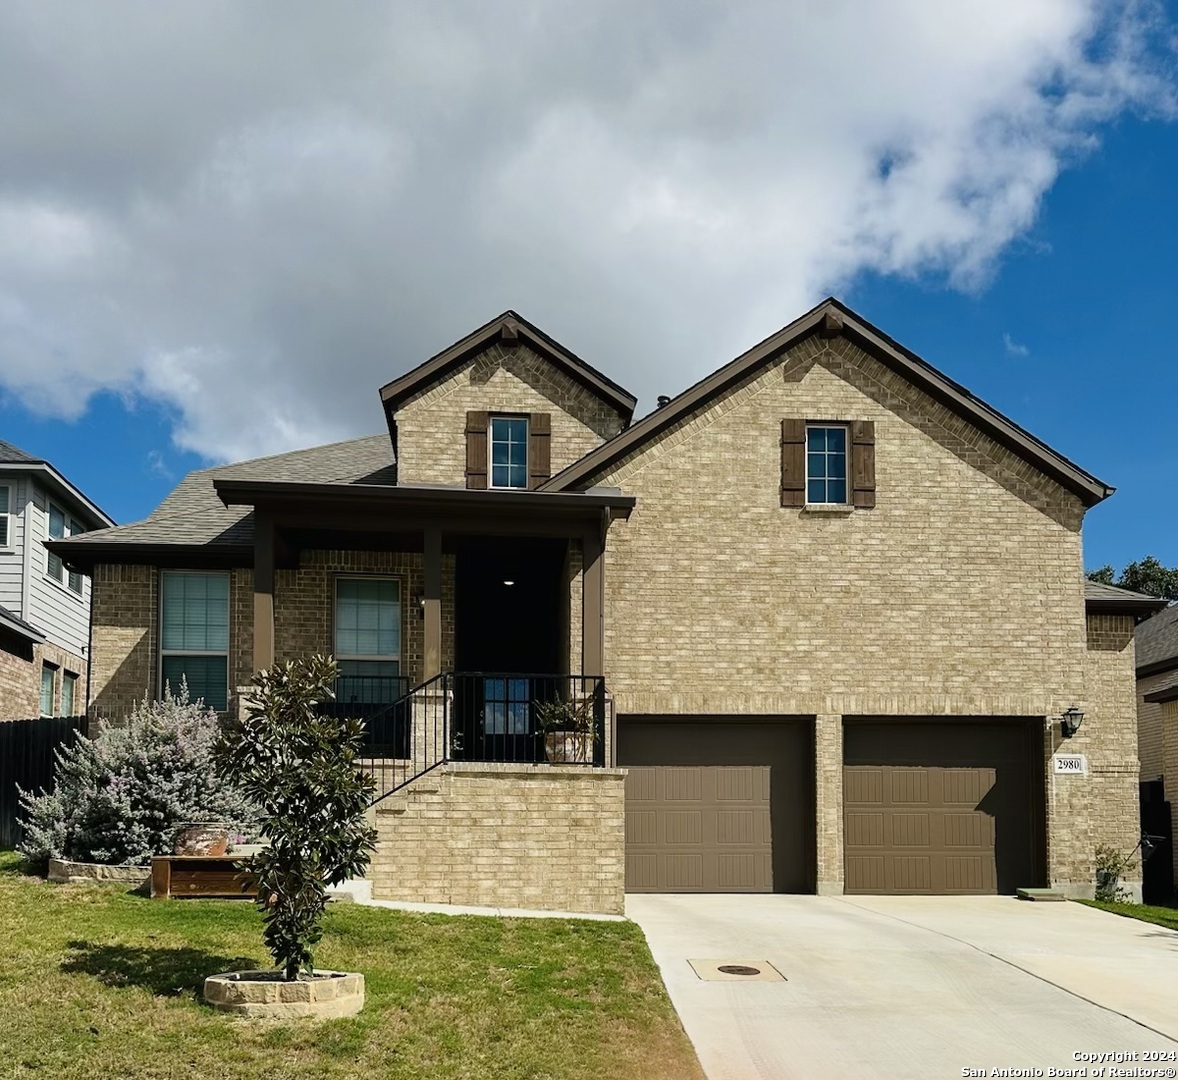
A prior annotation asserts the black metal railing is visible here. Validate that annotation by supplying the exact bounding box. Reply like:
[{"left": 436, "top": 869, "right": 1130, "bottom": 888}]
[
  {"left": 335, "top": 672, "right": 608, "bottom": 807},
  {"left": 449, "top": 673, "right": 607, "bottom": 768}
]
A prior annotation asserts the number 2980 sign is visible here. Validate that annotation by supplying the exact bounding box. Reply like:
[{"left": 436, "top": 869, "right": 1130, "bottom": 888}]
[{"left": 1053, "top": 754, "right": 1087, "bottom": 775}]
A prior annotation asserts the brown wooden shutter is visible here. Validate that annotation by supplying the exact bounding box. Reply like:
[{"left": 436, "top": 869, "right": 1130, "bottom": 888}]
[
  {"left": 851, "top": 420, "right": 876, "bottom": 508},
  {"left": 528, "top": 413, "right": 551, "bottom": 488},
  {"left": 465, "top": 411, "right": 488, "bottom": 489},
  {"left": 780, "top": 419, "right": 806, "bottom": 507}
]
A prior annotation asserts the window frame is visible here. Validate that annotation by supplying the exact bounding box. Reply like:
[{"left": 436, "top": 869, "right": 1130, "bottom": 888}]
[
  {"left": 45, "top": 503, "right": 85, "bottom": 594},
  {"left": 158, "top": 569, "right": 230, "bottom": 711},
  {"left": 0, "top": 483, "right": 11, "bottom": 549},
  {"left": 488, "top": 414, "right": 530, "bottom": 490},
  {"left": 39, "top": 664, "right": 57, "bottom": 717},
  {"left": 61, "top": 671, "right": 78, "bottom": 717},
  {"left": 805, "top": 423, "right": 851, "bottom": 506},
  {"left": 332, "top": 575, "right": 404, "bottom": 675}
]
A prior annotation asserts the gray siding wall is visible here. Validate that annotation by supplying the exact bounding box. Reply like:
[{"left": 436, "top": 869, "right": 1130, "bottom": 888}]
[
  {"left": 25, "top": 483, "right": 91, "bottom": 656},
  {"left": 0, "top": 472, "right": 28, "bottom": 614}
]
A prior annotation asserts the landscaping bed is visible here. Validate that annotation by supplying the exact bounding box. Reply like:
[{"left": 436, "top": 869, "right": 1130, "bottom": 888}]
[{"left": 0, "top": 852, "right": 702, "bottom": 1080}]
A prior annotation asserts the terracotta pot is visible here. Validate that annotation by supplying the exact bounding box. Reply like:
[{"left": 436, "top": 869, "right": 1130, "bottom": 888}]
[
  {"left": 173, "top": 823, "right": 230, "bottom": 857},
  {"left": 543, "top": 731, "right": 591, "bottom": 764}
]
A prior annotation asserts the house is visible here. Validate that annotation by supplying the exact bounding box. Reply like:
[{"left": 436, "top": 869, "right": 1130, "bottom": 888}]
[
  {"left": 0, "top": 440, "right": 114, "bottom": 719},
  {"left": 1135, "top": 603, "right": 1178, "bottom": 890},
  {"left": 49, "top": 298, "right": 1159, "bottom": 914}
]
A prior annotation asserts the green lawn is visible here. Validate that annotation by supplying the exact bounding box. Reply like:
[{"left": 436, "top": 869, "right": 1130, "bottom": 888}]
[
  {"left": 1076, "top": 898, "right": 1178, "bottom": 932},
  {"left": 0, "top": 853, "right": 702, "bottom": 1080}
]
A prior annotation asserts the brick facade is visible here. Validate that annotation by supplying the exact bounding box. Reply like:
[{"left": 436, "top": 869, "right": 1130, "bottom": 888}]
[
  {"left": 1138, "top": 667, "right": 1178, "bottom": 782},
  {"left": 393, "top": 342, "right": 626, "bottom": 487},
  {"left": 0, "top": 638, "right": 88, "bottom": 720},
  {"left": 368, "top": 762, "right": 627, "bottom": 914},
  {"left": 1161, "top": 699, "right": 1178, "bottom": 888}
]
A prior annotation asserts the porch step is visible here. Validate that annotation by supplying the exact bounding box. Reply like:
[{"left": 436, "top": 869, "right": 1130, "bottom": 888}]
[{"left": 1016, "top": 887, "right": 1067, "bottom": 902}]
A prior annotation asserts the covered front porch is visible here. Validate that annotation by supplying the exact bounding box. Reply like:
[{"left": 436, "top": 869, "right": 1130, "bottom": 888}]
[{"left": 215, "top": 477, "right": 633, "bottom": 800}]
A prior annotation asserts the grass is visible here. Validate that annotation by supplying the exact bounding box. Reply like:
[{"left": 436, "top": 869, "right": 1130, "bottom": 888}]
[
  {"left": 0, "top": 853, "right": 702, "bottom": 1080},
  {"left": 1076, "top": 898, "right": 1178, "bottom": 932}
]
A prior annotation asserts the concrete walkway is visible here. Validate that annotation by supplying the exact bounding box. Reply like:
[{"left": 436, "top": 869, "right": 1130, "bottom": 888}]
[{"left": 628, "top": 893, "right": 1178, "bottom": 1080}]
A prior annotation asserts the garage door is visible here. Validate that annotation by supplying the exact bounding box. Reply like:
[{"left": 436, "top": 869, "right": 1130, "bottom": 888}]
[
  {"left": 618, "top": 718, "right": 813, "bottom": 893},
  {"left": 843, "top": 720, "right": 1042, "bottom": 895}
]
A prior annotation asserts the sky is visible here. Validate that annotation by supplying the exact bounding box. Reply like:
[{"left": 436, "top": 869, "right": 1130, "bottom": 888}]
[{"left": 0, "top": 0, "right": 1175, "bottom": 573}]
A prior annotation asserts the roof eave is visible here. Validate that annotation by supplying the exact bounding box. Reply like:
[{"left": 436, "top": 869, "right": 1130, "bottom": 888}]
[
  {"left": 1085, "top": 596, "right": 1170, "bottom": 619},
  {"left": 0, "top": 610, "right": 46, "bottom": 644},
  {"left": 213, "top": 477, "right": 636, "bottom": 518},
  {"left": 0, "top": 461, "right": 116, "bottom": 527},
  {"left": 378, "top": 312, "right": 638, "bottom": 423},
  {"left": 1144, "top": 685, "right": 1178, "bottom": 705},
  {"left": 542, "top": 298, "right": 1113, "bottom": 507},
  {"left": 45, "top": 539, "right": 253, "bottom": 573}
]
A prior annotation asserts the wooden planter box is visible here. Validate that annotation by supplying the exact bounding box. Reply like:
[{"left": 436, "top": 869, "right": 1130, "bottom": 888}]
[{"left": 151, "top": 855, "right": 257, "bottom": 900}]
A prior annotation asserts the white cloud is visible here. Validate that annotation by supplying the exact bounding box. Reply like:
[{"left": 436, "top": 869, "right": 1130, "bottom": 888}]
[
  {"left": 0, "top": 0, "right": 1172, "bottom": 461},
  {"left": 1004, "top": 333, "right": 1032, "bottom": 357}
]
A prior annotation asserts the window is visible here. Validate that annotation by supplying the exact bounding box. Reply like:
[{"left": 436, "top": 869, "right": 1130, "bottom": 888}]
[
  {"left": 160, "top": 571, "right": 229, "bottom": 711},
  {"left": 484, "top": 677, "right": 530, "bottom": 735},
  {"left": 39, "top": 665, "right": 56, "bottom": 717},
  {"left": 489, "top": 416, "right": 529, "bottom": 489},
  {"left": 0, "top": 485, "right": 10, "bottom": 547},
  {"left": 806, "top": 425, "right": 848, "bottom": 505},
  {"left": 46, "top": 505, "right": 85, "bottom": 593},
  {"left": 334, "top": 578, "right": 401, "bottom": 702},
  {"left": 61, "top": 672, "right": 78, "bottom": 716}
]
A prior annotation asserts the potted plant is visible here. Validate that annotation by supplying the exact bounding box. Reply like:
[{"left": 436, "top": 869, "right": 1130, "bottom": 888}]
[{"left": 535, "top": 696, "right": 598, "bottom": 764}]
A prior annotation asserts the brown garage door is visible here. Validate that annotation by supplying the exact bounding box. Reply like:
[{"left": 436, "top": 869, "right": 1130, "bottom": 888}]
[
  {"left": 843, "top": 720, "right": 1043, "bottom": 895},
  {"left": 618, "top": 718, "right": 813, "bottom": 893}
]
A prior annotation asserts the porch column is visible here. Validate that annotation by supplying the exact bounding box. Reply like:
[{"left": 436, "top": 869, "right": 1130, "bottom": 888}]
[
  {"left": 423, "top": 525, "right": 442, "bottom": 679},
  {"left": 581, "top": 521, "right": 605, "bottom": 678},
  {"left": 252, "top": 510, "right": 275, "bottom": 673}
]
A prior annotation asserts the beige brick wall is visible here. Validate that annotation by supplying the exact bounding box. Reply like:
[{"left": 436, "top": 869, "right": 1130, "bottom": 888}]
[
  {"left": 1138, "top": 667, "right": 1178, "bottom": 782},
  {"left": 596, "top": 333, "right": 1088, "bottom": 717},
  {"left": 394, "top": 342, "right": 626, "bottom": 486},
  {"left": 367, "top": 762, "right": 627, "bottom": 915},
  {"left": 90, "top": 564, "right": 156, "bottom": 723},
  {"left": 1161, "top": 699, "right": 1178, "bottom": 888},
  {"left": 0, "top": 639, "right": 87, "bottom": 720}
]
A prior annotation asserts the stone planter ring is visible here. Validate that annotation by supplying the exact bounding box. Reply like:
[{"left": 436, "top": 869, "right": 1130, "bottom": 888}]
[{"left": 203, "top": 970, "right": 365, "bottom": 1018}]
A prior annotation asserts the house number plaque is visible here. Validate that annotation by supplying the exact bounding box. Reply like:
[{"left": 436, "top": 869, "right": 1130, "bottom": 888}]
[{"left": 1053, "top": 753, "right": 1087, "bottom": 775}]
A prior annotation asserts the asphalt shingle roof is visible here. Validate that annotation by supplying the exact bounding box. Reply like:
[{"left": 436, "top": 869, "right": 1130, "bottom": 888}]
[
  {"left": 0, "top": 439, "right": 41, "bottom": 464},
  {"left": 1137, "top": 604, "right": 1178, "bottom": 671},
  {"left": 63, "top": 434, "right": 394, "bottom": 550},
  {"left": 1083, "top": 581, "right": 1164, "bottom": 604},
  {"left": 0, "top": 604, "right": 45, "bottom": 643}
]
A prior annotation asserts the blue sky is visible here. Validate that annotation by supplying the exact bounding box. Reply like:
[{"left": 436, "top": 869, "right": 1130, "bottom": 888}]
[{"left": 0, "top": 2, "right": 1175, "bottom": 574}]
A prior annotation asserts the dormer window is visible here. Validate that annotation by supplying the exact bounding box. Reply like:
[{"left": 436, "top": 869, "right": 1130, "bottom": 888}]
[{"left": 490, "top": 416, "right": 529, "bottom": 489}]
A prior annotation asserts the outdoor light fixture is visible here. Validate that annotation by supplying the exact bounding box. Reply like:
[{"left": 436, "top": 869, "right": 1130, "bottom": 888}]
[
  {"left": 503, "top": 579, "right": 515, "bottom": 586},
  {"left": 1060, "top": 707, "right": 1085, "bottom": 738}
]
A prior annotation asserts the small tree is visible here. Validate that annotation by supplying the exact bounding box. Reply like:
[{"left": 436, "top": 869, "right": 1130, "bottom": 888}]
[
  {"left": 18, "top": 684, "right": 256, "bottom": 868},
  {"left": 216, "top": 655, "right": 377, "bottom": 981}
]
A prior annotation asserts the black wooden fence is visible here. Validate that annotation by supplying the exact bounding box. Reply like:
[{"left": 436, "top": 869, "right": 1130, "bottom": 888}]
[{"left": 0, "top": 715, "right": 88, "bottom": 849}]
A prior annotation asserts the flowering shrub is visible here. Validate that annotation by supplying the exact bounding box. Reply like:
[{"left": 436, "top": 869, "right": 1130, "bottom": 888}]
[{"left": 18, "top": 684, "right": 257, "bottom": 868}]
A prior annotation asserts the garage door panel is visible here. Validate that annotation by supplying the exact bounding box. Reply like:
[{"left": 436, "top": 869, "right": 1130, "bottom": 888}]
[
  {"left": 664, "top": 811, "right": 702, "bottom": 845},
  {"left": 844, "top": 721, "right": 1039, "bottom": 896},
  {"left": 620, "top": 718, "right": 813, "bottom": 893}
]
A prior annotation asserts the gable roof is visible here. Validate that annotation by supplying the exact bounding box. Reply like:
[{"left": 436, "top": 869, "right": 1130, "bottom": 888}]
[
  {"left": 1084, "top": 580, "right": 1170, "bottom": 619},
  {"left": 49, "top": 435, "right": 394, "bottom": 570},
  {"left": 541, "top": 297, "right": 1113, "bottom": 507},
  {"left": 1137, "top": 603, "right": 1178, "bottom": 676},
  {"left": 379, "top": 310, "right": 638, "bottom": 425},
  {"left": 0, "top": 438, "right": 115, "bottom": 527}
]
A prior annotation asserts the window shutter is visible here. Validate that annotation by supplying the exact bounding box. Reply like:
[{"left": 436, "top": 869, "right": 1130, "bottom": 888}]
[
  {"left": 465, "top": 411, "right": 489, "bottom": 489},
  {"left": 780, "top": 419, "right": 806, "bottom": 507},
  {"left": 528, "top": 413, "right": 551, "bottom": 488},
  {"left": 851, "top": 420, "right": 876, "bottom": 508}
]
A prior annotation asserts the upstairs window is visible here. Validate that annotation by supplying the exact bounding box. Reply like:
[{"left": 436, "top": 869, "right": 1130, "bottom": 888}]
[
  {"left": 806, "top": 425, "right": 848, "bottom": 505},
  {"left": 39, "top": 664, "right": 56, "bottom": 717},
  {"left": 0, "top": 485, "right": 10, "bottom": 547},
  {"left": 160, "top": 571, "right": 229, "bottom": 711},
  {"left": 47, "top": 505, "right": 85, "bottom": 593},
  {"left": 490, "top": 416, "right": 529, "bottom": 489}
]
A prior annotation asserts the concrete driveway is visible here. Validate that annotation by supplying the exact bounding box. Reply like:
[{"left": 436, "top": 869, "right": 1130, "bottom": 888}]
[{"left": 627, "top": 893, "right": 1178, "bottom": 1080}]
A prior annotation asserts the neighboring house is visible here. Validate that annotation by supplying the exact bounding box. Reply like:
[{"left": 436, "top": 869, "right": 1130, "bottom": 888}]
[
  {"left": 1135, "top": 603, "right": 1178, "bottom": 887},
  {"left": 50, "top": 299, "right": 1160, "bottom": 913},
  {"left": 0, "top": 440, "right": 115, "bottom": 719}
]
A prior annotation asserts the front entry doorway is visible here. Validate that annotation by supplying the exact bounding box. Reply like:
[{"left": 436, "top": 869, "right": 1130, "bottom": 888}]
[{"left": 452, "top": 536, "right": 567, "bottom": 762}]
